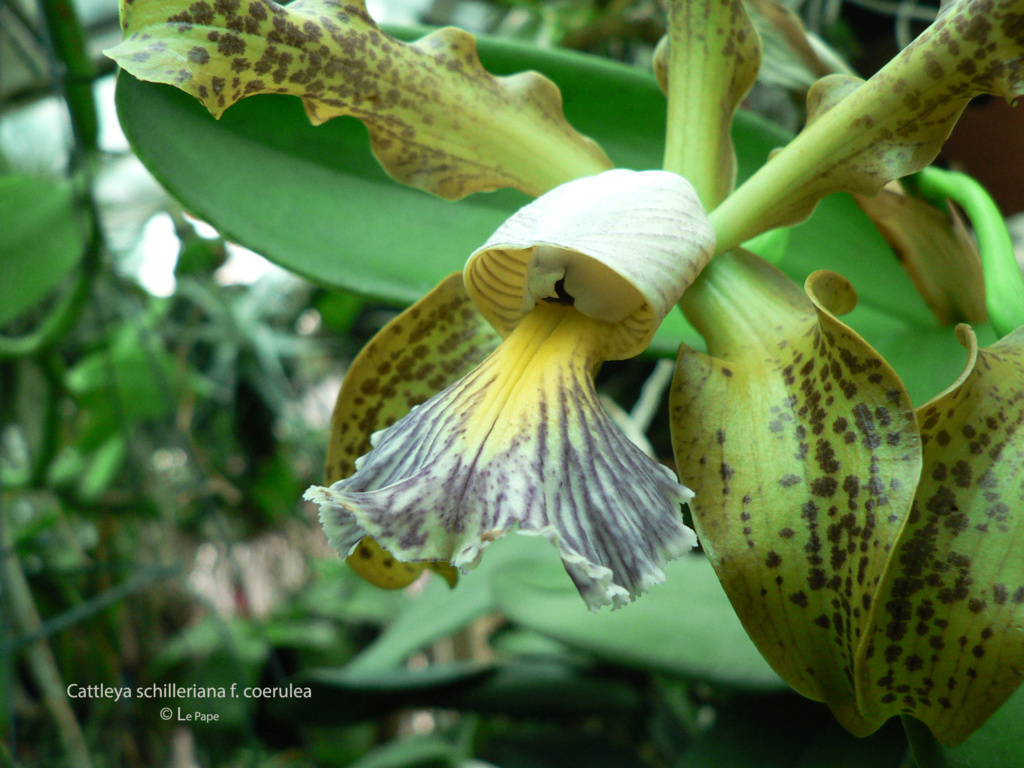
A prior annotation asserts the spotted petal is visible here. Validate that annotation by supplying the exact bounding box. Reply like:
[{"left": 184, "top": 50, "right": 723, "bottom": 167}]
[
  {"left": 307, "top": 303, "right": 697, "bottom": 611},
  {"left": 105, "top": 0, "right": 612, "bottom": 199},
  {"left": 711, "top": 0, "right": 1024, "bottom": 250},
  {"left": 671, "top": 251, "right": 921, "bottom": 734},
  {"left": 857, "top": 324, "right": 1024, "bottom": 746},
  {"left": 325, "top": 272, "right": 500, "bottom": 588},
  {"left": 654, "top": 0, "right": 761, "bottom": 206}
]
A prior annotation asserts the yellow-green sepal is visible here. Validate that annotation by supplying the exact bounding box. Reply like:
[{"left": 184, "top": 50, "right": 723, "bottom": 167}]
[
  {"left": 857, "top": 324, "right": 1024, "bottom": 746},
  {"left": 852, "top": 185, "right": 987, "bottom": 326},
  {"left": 323, "top": 273, "right": 500, "bottom": 589},
  {"left": 671, "top": 250, "right": 921, "bottom": 734},
  {"left": 655, "top": 0, "right": 761, "bottom": 206},
  {"left": 711, "top": 0, "right": 1024, "bottom": 251},
  {"left": 346, "top": 537, "right": 458, "bottom": 590},
  {"left": 106, "top": 0, "right": 611, "bottom": 200}
]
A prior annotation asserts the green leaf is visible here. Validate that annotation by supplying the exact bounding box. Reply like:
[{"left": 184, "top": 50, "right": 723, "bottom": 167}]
[
  {"left": 64, "top": 312, "right": 201, "bottom": 424},
  {"left": 336, "top": 535, "right": 588, "bottom": 677},
  {"left": 904, "top": 682, "right": 1024, "bottom": 768},
  {"left": 676, "top": 693, "right": 908, "bottom": 768},
  {"left": 154, "top": 616, "right": 269, "bottom": 670},
  {"left": 262, "top": 618, "right": 339, "bottom": 650},
  {"left": 0, "top": 175, "right": 88, "bottom": 328},
  {"left": 299, "top": 558, "right": 408, "bottom": 625},
  {"left": 76, "top": 435, "right": 127, "bottom": 501},
  {"left": 0, "top": 360, "right": 54, "bottom": 487},
  {"left": 114, "top": 67, "right": 522, "bottom": 303},
  {"left": 339, "top": 565, "right": 495, "bottom": 676},
  {"left": 491, "top": 547, "right": 785, "bottom": 690},
  {"left": 151, "top": 617, "right": 269, "bottom": 730}
]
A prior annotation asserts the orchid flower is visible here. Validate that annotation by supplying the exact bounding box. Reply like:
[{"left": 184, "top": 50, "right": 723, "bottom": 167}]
[
  {"left": 107, "top": 0, "right": 1024, "bottom": 747},
  {"left": 306, "top": 168, "right": 716, "bottom": 610}
]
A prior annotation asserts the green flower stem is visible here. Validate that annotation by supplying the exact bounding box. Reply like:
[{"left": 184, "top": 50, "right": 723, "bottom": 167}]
[
  {"left": 662, "top": 91, "right": 719, "bottom": 207},
  {"left": 706, "top": 118, "right": 838, "bottom": 253},
  {"left": 911, "top": 167, "right": 1024, "bottom": 339},
  {"left": 677, "top": 250, "right": 768, "bottom": 351},
  {"left": 40, "top": 0, "right": 98, "bottom": 153},
  {"left": 30, "top": 356, "right": 64, "bottom": 488},
  {"left": 678, "top": 244, "right": 823, "bottom": 372},
  {"left": 0, "top": 520, "right": 93, "bottom": 768},
  {"left": 0, "top": 359, "right": 63, "bottom": 490},
  {"left": 0, "top": 268, "right": 90, "bottom": 359}
]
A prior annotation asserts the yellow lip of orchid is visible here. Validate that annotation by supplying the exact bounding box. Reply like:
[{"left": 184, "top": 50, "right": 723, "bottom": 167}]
[{"left": 305, "top": 169, "right": 716, "bottom": 610}]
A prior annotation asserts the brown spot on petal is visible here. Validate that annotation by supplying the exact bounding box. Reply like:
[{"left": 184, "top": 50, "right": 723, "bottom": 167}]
[
  {"left": 110, "top": 0, "right": 612, "bottom": 198},
  {"left": 672, "top": 254, "right": 920, "bottom": 733},
  {"left": 858, "top": 325, "right": 1024, "bottom": 745}
]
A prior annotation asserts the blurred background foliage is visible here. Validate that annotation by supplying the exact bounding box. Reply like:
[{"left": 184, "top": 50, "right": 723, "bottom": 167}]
[{"left": 2, "top": 0, "right": 1022, "bottom": 766}]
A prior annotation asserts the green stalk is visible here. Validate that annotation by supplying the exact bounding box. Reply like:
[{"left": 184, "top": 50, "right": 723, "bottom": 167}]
[
  {"left": 660, "top": 5, "right": 725, "bottom": 206},
  {"left": 911, "top": 167, "right": 1024, "bottom": 339},
  {"left": 29, "top": 355, "right": 66, "bottom": 488},
  {"left": 0, "top": 269, "right": 91, "bottom": 359},
  {"left": 0, "top": 360, "right": 62, "bottom": 491},
  {"left": 0, "top": 520, "right": 94, "bottom": 768},
  {"left": 39, "top": 0, "right": 99, "bottom": 153},
  {"left": 678, "top": 249, "right": 788, "bottom": 350}
]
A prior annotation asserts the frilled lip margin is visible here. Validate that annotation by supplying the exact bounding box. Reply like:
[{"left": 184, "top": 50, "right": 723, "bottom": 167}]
[{"left": 305, "top": 305, "right": 698, "bottom": 610}]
